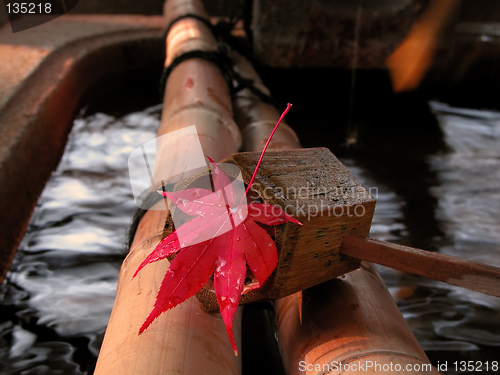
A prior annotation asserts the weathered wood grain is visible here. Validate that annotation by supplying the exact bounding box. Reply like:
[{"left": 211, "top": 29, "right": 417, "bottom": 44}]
[
  {"left": 341, "top": 234, "right": 500, "bottom": 297},
  {"left": 196, "top": 147, "right": 376, "bottom": 310}
]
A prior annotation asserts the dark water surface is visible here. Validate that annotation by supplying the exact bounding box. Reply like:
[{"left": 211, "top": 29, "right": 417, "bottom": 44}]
[
  {"left": 0, "top": 104, "right": 162, "bottom": 374},
  {"left": 345, "top": 101, "right": 500, "bottom": 354},
  {"left": 1, "top": 81, "right": 500, "bottom": 373}
]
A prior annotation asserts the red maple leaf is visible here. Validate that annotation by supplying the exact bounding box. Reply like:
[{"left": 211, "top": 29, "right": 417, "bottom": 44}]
[{"left": 132, "top": 104, "right": 300, "bottom": 355}]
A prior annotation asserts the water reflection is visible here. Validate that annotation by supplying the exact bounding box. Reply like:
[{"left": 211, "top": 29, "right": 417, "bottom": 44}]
[
  {"left": 359, "top": 101, "right": 500, "bottom": 357},
  {"left": 0, "top": 105, "right": 160, "bottom": 374}
]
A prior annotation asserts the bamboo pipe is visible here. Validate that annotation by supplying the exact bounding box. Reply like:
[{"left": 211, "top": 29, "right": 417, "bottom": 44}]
[
  {"left": 274, "top": 264, "right": 440, "bottom": 375},
  {"left": 152, "top": 0, "right": 241, "bottom": 185},
  {"left": 229, "top": 50, "right": 301, "bottom": 151},
  {"left": 231, "top": 54, "right": 439, "bottom": 374},
  {"left": 94, "top": 1, "right": 243, "bottom": 373}
]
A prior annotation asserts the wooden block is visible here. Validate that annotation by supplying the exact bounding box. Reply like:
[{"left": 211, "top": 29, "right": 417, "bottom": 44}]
[{"left": 165, "top": 148, "right": 376, "bottom": 311}]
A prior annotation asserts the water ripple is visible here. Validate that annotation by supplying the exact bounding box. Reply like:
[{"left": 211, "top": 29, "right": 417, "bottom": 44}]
[{"left": 1, "top": 105, "right": 160, "bottom": 374}]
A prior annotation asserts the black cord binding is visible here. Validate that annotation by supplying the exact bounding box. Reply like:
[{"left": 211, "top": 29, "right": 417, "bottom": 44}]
[
  {"left": 159, "top": 14, "right": 278, "bottom": 108},
  {"left": 162, "top": 13, "right": 215, "bottom": 41}
]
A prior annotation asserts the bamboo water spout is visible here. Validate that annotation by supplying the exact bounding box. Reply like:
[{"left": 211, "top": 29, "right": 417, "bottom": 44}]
[{"left": 94, "top": 0, "right": 243, "bottom": 373}]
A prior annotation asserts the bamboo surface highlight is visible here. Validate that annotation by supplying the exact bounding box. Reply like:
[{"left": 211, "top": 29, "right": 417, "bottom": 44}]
[
  {"left": 275, "top": 263, "right": 440, "bottom": 375},
  {"left": 232, "top": 54, "right": 439, "bottom": 374},
  {"left": 94, "top": 0, "right": 243, "bottom": 373}
]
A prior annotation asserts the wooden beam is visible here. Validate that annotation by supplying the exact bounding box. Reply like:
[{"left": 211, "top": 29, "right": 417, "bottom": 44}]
[{"left": 341, "top": 234, "right": 500, "bottom": 297}]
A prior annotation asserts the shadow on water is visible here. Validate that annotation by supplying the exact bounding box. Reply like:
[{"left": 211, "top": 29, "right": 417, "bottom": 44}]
[{"left": 261, "top": 68, "right": 449, "bottom": 250}]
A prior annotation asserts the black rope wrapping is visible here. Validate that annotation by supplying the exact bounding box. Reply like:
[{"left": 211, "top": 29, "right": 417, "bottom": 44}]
[
  {"left": 162, "top": 13, "right": 215, "bottom": 41},
  {"left": 159, "top": 14, "right": 278, "bottom": 108},
  {"left": 159, "top": 49, "right": 232, "bottom": 97}
]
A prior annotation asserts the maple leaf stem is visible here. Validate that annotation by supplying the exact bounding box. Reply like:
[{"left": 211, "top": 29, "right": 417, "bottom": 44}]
[{"left": 242, "top": 103, "right": 293, "bottom": 200}]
